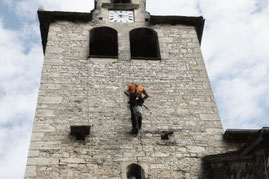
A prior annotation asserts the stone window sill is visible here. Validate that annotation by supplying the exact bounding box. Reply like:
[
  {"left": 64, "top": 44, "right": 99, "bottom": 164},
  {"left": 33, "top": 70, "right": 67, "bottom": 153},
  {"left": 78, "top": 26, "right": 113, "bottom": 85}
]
[
  {"left": 131, "top": 57, "right": 161, "bottom": 60},
  {"left": 88, "top": 55, "right": 118, "bottom": 59}
]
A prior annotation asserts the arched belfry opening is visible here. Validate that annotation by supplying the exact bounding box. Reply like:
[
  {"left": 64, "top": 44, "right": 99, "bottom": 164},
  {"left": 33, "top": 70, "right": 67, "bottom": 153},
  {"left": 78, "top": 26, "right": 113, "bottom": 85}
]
[
  {"left": 127, "top": 164, "right": 145, "bottom": 179},
  {"left": 89, "top": 26, "right": 118, "bottom": 58},
  {"left": 130, "top": 28, "right": 161, "bottom": 60},
  {"left": 112, "top": 0, "right": 131, "bottom": 3}
]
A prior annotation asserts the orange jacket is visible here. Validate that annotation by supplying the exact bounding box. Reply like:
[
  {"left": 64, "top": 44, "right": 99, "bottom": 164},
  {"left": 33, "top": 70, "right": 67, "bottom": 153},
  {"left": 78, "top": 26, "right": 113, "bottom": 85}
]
[{"left": 128, "top": 84, "right": 146, "bottom": 95}]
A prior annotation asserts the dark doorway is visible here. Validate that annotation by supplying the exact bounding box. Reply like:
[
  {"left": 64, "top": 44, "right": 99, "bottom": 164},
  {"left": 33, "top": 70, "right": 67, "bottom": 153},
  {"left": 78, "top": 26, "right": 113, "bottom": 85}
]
[{"left": 127, "top": 164, "right": 145, "bottom": 179}]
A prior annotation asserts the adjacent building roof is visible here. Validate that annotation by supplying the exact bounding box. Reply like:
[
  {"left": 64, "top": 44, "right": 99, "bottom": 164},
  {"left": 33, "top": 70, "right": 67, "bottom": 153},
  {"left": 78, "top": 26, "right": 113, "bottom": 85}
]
[
  {"left": 202, "top": 128, "right": 269, "bottom": 178},
  {"left": 38, "top": 10, "right": 205, "bottom": 54},
  {"left": 203, "top": 127, "right": 269, "bottom": 163}
]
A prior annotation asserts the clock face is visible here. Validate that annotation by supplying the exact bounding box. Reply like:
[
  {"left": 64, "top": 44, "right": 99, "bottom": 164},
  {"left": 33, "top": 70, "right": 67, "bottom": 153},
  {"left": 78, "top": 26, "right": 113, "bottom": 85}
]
[{"left": 109, "top": 10, "right": 134, "bottom": 23}]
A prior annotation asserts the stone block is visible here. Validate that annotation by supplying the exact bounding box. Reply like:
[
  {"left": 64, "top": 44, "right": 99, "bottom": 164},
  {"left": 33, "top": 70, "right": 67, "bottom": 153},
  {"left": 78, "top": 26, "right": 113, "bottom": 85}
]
[
  {"left": 206, "top": 128, "right": 223, "bottom": 135},
  {"left": 199, "top": 114, "right": 220, "bottom": 121},
  {"left": 60, "top": 158, "right": 86, "bottom": 164},
  {"left": 151, "top": 152, "right": 170, "bottom": 158},
  {"left": 31, "top": 133, "right": 44, "bottom": 141},
  {"left": 186, "top": 146, "right": 206, "bottom": 153},
  {"left": 27, "top": 158, "right": 58, "bottom": 166},
  {"left": 29, "top": 142, "right": 61, "bottom": 150},
  {"left": 24, "top": 166, "right": 36, "bottom": 177},
  {"left": 46, "top": 46, "right": 64, "bottom": 54},
  {"left": 38, "top": 96, "right": 63, "bottom": 104},
  {"left": 28, "top": 150, "right": 40, "bottom": 157},
  {"left": 32, "top": 124, "right": 55, "bottom": 132}
]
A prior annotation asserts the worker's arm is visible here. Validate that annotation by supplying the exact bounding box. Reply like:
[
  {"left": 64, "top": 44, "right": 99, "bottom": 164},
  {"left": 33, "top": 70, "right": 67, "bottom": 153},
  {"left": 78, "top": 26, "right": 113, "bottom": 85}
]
[
  {"left": 143, "top": 90, "right": 149, "bottom": 100},
  {"left": 124, "top": 88, "right": 130, "bottom": 97}
]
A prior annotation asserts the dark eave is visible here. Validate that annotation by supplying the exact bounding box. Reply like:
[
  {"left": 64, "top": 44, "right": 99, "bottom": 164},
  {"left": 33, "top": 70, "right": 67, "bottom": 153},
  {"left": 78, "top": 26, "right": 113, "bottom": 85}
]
[
  {"left": 202, "top": 151, "right": 252, "bottom": 163},
  {"left": 224, "top": 128, "right": 263, "bottom": 143},
  {"left": 203, "top": 127, "right": 269, "bottom": 163},
  {"left": 149, "top": 15, "right": 205, "bottom": 45},
  {"left": 38, "top": 10, "right": 92, "bottom": 54}
]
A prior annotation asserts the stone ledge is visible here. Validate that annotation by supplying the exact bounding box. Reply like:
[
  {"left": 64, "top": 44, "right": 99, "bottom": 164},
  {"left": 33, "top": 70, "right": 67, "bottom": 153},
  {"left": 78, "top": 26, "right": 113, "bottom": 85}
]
[
  {"left": 27, "top": 158, "right": 58, "bottom": 166},
  {"left": 29, "top": 142, "right": 61, "bottom": 150},
  {"left": 60, "top": 158, "right": 86, "bottom": 164},
  {"left": 24, "top": 166, "right": 36, "bottom": 177}
]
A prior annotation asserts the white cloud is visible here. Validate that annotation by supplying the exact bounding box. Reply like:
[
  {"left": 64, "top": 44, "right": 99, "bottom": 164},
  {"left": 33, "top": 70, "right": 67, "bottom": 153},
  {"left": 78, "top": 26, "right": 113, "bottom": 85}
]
[
  {"left": 0, "top": 1, "right": 95, "bottom": 177},
  {"left": 148, "top": 0, "right": 269, "bottom": 130},
  {"left": 0, "top": 18, "right": 42, "bottom": 178},
  {"left": 0, "top": 21, "right": 42, "bottom": 123},
  {"left": 214, "top": 59, "right": 269, "bottom": 129},
  {"left": 39, "top": 0, "right": 94, "bottom": 12},
  {"left": 4, "top": 0, "right": 94, "bottom": 21},
  {"left": 2, "top": 0, "right": 94, "bottom": 23},
  {"left": 0, "top": 0, "right": 269, "bottom": 178},
  {"left": 215, "top": 76, "right": 267, "bottom": 128},
  {"left": 0, "top": 0, "right": 94, "bottom": 178},
  {"left": 188, "top": 0, "right": 269, "bottom": 130},
  {"left": 0, "top": 124, "right": 31, "bottom": 179},
  {"left": 147, "top": 0, "right": 200, "bottom": 16}
]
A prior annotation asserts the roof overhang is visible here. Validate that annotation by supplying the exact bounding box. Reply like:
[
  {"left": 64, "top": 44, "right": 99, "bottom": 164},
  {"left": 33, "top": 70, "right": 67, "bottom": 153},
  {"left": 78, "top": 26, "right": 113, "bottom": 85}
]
[
  {"left": 38, "top": 10, "right": 204, "bottom": 54},
  {"left": 38, "top": 10, "right": 92, "bottom": 54},
  {"left": 203, "top": 127, "right": 269, "bottom": 163}
]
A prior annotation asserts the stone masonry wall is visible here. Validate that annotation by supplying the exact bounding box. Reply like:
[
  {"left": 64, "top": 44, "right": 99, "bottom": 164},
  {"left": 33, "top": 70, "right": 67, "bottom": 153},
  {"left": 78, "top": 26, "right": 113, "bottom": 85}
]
[{"left": 25, "top": 2, "right": 236, "bottom": 178}]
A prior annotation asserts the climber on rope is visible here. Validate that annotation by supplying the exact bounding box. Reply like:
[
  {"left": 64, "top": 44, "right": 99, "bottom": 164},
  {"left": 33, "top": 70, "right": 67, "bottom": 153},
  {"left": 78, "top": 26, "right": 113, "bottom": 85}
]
[{"left": 124, "top": 83, "right": 149, "bottom": 134}]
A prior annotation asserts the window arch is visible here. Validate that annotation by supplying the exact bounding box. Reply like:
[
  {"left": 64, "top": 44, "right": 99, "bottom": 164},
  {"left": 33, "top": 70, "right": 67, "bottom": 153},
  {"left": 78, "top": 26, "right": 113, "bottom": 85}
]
[
  {"left": 112, "top": 0, "right": 131, "bottom": 3},
  {"left": 89, "top": 27, "right": 118, "bottom": 58},
  {"left": 130, "top": 28, "right": 160, "bottom": 60},
  {"left": 127, "top": 164, "right": 145, "bottom": 179}
]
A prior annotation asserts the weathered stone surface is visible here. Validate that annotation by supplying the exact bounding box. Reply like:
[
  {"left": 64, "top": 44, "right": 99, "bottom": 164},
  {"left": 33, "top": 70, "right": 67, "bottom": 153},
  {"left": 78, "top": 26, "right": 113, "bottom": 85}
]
[
  {"left": 30, "top": 133, "right": 44, "bottom": 141},
  {"left": 60, "top": 158, "right": 86, "bottom": 164},
  {"left": 29, "top": 142, "right": 61, "bottom": 150},
  {"left": 27, "top": 150, "right": 39, "bottom": 157},
  {"left": 32, "top": 124, "right": 55, "bottom": 132},
  {"left": 186, "top": 146, "right": 206, "bottom": 153},
  {"left": 200, "top": 114, "right": 220, "bottom": 121},
  {"left": 25, "top": 0, "right": 237, "bottom": 178},
  {"left": 27, "top": 158, "right": 58, "bottom": 166},
  {"left": 24, "top": 166, "right": 36, "bottom": 177},
  {"left": 38, "top": 96, "right": 63, "bottom": 104}
]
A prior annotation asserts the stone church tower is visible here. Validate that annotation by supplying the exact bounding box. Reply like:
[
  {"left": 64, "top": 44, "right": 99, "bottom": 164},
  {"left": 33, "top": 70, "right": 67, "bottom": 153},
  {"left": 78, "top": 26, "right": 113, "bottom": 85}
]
[{"left": 25, "top": 0, "right": 234, "bottom": 178}]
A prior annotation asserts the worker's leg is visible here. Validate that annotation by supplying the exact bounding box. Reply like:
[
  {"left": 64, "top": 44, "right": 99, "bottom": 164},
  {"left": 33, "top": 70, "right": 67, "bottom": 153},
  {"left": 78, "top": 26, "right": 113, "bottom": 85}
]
[
  {"left": 130, "top": 106, "right": 136, "bottom": 129},
  {"left": 137, "top": 116, "right": 142, "bottom": 130}
]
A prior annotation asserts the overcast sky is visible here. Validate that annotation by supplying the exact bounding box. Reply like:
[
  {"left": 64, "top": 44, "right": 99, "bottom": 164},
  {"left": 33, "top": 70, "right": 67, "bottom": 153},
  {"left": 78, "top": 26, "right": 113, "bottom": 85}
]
[{"left": 0, "top": 0, "right": 268, "bottom": 178}]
